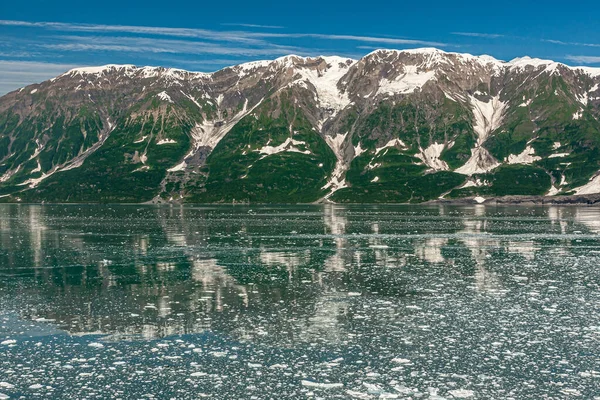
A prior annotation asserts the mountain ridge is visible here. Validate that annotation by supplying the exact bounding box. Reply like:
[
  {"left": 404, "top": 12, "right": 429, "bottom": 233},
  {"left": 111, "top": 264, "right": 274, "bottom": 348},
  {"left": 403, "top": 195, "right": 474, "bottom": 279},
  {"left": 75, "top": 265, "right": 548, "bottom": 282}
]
[
  {"left": 1, "top": 48, "right": 600, "bottom": 203},
  {"left": 47, "top": 49, "right": 600, "bottom": 81}
]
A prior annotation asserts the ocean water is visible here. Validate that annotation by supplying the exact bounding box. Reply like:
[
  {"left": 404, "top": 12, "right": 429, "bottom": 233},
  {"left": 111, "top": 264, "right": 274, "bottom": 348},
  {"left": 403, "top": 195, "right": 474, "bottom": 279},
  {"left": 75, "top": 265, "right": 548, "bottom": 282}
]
[{"left": 0, "top": 204, "right": 599, "bottom": 399}]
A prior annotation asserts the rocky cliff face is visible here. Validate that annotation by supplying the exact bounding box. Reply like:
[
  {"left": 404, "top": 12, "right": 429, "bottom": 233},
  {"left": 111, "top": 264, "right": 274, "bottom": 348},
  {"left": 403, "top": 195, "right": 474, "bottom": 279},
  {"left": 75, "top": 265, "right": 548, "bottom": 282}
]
[{"left": 1, "top": 48, "right": 599, "bottom": 203}]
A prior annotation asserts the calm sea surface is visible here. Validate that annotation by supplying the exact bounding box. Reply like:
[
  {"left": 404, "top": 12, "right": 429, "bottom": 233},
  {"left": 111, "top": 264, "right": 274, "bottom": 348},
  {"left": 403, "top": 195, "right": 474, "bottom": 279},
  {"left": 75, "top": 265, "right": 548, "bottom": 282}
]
[{"left": 0, "top": 204, "right": 599, "bottom": 399}]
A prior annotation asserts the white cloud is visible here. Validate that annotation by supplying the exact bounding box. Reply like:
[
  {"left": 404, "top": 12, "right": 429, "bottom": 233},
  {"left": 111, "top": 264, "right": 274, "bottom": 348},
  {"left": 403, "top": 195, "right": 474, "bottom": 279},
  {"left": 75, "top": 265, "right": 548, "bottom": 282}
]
[
  {"left": 452, "top": 32, "right": 505, "bottom": 39},
  {"left": 0, "top": 60, "right": 80, "bottom": 94},
  {"left": 565, "top": 55, "right": 600, "bottom": 64},
  {"left": 0, "top": 19, "right": 446, "bottom": 47},
  {"left": 544, "top": 39, "right": 600, "bottom": 48},
  {"left": 42, "top": 35, "right": 302, "bottom": 57},
  {"left": 221, "top": 23, "right": 284, "bottom": 29}
]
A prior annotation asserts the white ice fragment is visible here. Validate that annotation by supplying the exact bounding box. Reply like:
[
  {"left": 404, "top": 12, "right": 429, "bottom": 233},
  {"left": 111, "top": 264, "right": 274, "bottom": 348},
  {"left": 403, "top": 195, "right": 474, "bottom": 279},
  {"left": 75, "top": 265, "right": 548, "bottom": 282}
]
[
  {"left": 301, "top": 380, "right": 344, "bottom": 389},
  {"left": 447, "top": 389, "right": 475, "bottom": 398},
  {"left": 391, "top": 358, "right": 411, "bottom": 364}
]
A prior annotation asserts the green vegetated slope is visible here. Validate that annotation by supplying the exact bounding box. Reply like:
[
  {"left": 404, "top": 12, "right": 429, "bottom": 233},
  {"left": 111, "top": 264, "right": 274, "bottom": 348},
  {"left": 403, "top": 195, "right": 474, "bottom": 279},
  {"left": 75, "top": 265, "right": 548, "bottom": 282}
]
[{"left": 188, "top": 92, "right": 337, "bottom": 203}]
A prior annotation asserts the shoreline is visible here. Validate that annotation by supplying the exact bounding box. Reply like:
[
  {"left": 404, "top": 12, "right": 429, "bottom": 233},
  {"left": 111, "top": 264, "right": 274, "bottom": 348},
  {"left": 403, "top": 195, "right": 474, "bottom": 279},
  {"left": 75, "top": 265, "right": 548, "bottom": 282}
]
[{"left": 1, "top": 194, "right": 600, "bottom": 206}]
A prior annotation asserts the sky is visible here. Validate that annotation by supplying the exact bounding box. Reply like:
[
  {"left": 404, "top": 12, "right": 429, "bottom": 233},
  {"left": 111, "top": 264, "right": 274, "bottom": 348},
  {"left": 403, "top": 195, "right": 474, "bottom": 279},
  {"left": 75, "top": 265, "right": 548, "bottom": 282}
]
[{"left": 1, "top": 0, "right": 600, "bottom": 94}]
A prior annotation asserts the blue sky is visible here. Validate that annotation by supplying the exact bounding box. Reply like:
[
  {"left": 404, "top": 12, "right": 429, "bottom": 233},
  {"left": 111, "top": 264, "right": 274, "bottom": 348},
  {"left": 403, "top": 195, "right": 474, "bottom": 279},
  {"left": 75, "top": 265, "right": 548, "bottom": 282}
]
[{"left": 1, "top": 0, "right": 600, "bottom": 94}]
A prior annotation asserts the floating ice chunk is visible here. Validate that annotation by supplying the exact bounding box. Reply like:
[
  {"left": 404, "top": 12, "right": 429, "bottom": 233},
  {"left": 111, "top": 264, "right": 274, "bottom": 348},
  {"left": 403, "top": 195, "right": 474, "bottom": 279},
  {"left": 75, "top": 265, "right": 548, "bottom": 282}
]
[
  {"left": 301, "top": 380, "right": 344, "bottom": 389},
  {"left": 391, "top": 358, "right": 411, "bottom": 364},
  {"left": 0, "top": 383, "right": 13, "bottom": 389},
  {"left": 88, "top": 342, "right": 104, "bottom": 349},
  {"left": 28, "top": 384, "right": 43, "bottom": 390},
  {"left": 0, "top": 340, "right": 16, "bottom": 346},
  {"left": 448, "top": 389, "right": 475, "bottom": 398}
]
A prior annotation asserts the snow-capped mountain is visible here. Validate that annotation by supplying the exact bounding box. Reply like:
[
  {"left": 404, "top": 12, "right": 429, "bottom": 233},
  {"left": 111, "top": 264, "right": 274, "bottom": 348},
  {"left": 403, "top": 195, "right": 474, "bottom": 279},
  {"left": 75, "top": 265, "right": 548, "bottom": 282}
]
[{"left": 1, "top": 48, "right": 599, "bottom": 203}]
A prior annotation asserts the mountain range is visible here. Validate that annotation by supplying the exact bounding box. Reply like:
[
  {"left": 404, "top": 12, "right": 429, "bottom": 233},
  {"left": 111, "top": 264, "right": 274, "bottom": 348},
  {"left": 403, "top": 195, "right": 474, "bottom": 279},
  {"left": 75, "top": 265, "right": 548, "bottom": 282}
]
[{"left": 1, "top": 48, "right": 599, "bottom": 203}]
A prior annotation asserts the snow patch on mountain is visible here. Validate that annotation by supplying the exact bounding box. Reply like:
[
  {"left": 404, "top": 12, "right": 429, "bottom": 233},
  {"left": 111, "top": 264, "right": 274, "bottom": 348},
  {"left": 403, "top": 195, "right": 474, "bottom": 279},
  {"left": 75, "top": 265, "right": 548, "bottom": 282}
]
[
  {"left": 157, "top": 91, "right": 173, "bottom": 103},
  {"left": 156, "top": 138, "right": 177, "bottom": 145},
  {"left": 508, "top": 57, "right": 561, "bottom": 75},
  {"left": 0, "top": 165, "right": 21, "bottom": 183},
  {"left": 297, "top": 57, "right": 355, "bottom": 118},
  {"left": 574, "top": 173, "right": 600, "bottom": 195},
  {"left": 323, "top": 133, "right": 350, "bottom": 196},
  {"left": 167, "top": 161, "right": 187, "bottom": 172},
  {"left": 65, "top": 64, "right": 137, "bottom": 77},
  {"left": 548, "top": 152, "right": 569, "bottom": 158},
  {"left": 455, "top": 147, "right": 500, "bottom": 175},
  {"left": 506, "top": 146, "right": 541, "bottom": 165},
  {"left": 376, "top": 138, "right": 407, "bottom": 154},
  {"left": 470, "top": 95, "right": 507, "bottom": 144},
  {"left": 256, "top": 138, "right": 311, "bottom": 158},
  {"left": 189, "top": 98, "right": 262, "bottom": 153},
  {"left": 416, "top": 142, "right": 449, "bottom": 171},
  {"left": 377, "top": 65, "right": 436, "bottom": 96},
  {"left": 455, "top": 95, "right": 505, "bottom": 175}
]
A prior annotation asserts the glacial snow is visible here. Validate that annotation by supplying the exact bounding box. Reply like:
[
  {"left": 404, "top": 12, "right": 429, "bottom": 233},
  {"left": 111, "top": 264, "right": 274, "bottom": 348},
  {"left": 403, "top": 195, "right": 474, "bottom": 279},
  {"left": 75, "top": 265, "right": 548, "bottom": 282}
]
[
  {"left": 296, "top": 57, "right": 355, "bottom": 125},
  {"left": 256, "top": 138, "right": 311, "bottom": 158},
  {"left": 574, "top": 173, "right": 600, "bottom": 195},
  {"left": 376, "top": 65, "right": 436, "bottom": 96},
  {"left": 323, "top": 133, "right": 349, "bottom": 195},
  {"left": 455, "top": 95, "right": 506, "bottom": 175},
  {"left": 455, "top": 147, "right": 500, "bottom": 175},
  {"left": 156, "top": 139, "right": 177, "bottom": 145},
  {"left": 375, "top": 138, "right": 407, "bottom": 154},
  {"left": 469, "top": 95, "right": 507, "bottom": 144},
  {"left": 157, "top": 91, "right": 173, "bottom": 103},
  {"left": 506, "top": 146, "right": 541, "bottom": 165},
  {"left": 416, "top": 142, "right": 449, "bottom": 171}
]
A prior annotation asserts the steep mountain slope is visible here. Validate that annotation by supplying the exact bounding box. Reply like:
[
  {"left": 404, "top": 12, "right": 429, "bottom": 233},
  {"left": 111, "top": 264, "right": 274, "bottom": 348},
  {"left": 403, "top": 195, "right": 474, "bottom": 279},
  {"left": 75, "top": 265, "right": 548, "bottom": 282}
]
[{"left": 0, "top": 49, "right": 599, "bottom": 203}]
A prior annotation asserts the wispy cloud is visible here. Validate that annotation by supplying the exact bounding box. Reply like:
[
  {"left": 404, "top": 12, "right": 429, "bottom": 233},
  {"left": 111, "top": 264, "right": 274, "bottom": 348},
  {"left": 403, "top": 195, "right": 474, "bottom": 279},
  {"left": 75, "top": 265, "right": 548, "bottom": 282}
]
[
  {"left": 221, "top": 23, "right": 284, "bottom": 29},
  {"left": 0, "top": 19, "right": 446, "bottom": 47},
  {"left": 544, "top": 39, "right": 600, "bottom": 48},
  {"left": 0, "top": 60, "right": 80, "bottom": 94},
  {"left": 452, "top": 32, "right": 505, "bottom": 39},
  {"left": 565, "top": 55, "right": 600, "bottom": 64},
  {"left": 41, "top": 35, "right": 304, "bottom": 57},
  {"left": 0, "top": 19, "right": 451, "bottom": 93}
]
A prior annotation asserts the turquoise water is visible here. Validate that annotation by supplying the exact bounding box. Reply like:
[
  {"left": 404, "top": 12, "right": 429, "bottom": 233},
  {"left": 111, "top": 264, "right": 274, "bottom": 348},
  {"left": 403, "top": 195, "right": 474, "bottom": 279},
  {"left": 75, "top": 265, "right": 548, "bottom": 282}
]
[{"left": 0, "top": 204, "right": 599, "bottom": 399}]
